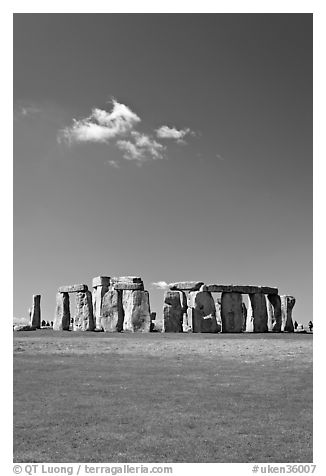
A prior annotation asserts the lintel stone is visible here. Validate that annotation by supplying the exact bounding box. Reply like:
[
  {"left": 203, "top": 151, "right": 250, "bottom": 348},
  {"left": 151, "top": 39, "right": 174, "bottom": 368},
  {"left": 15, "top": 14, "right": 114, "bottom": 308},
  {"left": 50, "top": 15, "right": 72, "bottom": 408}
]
[
  {"left": 114, "top": 282, "right": 144, "bottom": 290},
  {"left": 206, "top": 284, "right": 278, "bottom": 294},
  {"left": 169, "top": 281, "right": 204, "bottom": 291},
  {"left": 92, "top": 276, "right": 111, "bottom": 288},
  {"left": 58, "top": 284, "right": 88, "bottom": 293}
]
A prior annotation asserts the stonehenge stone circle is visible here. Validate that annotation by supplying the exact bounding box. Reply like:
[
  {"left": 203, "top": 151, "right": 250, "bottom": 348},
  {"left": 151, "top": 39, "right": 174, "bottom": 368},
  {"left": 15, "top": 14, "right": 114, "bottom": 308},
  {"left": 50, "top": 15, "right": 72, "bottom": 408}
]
[
  {"left": 221, "top": 292, "right": 243, "bottom": 333},
  {"left": 53, "top": 292, "right": 71, "bottom": 331},
  {"left": 48, "top": 277, "right": 296, "bottom": 334},
  {"left": 30, "top": 294, "right": 41, "bottom": 329}
]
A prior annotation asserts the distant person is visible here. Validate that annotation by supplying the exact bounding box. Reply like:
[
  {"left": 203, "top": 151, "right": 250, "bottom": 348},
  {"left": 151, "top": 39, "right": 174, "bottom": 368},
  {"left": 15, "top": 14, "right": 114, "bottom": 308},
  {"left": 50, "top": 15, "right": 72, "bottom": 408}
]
[
  {"left": 50, "top": 321, "right": 54, "bottom": 327},
  {"left": 46, "top": 321, "right": 50, "bottom": 327},
  {"left": 41, "top": 319, "right": 46, "bottom": 327},
  {"left": 294, "top": 320, "right": 298, "bottom": 330},
  {"left": 308, "top": 321, "right": 313, "bottom": 332}
]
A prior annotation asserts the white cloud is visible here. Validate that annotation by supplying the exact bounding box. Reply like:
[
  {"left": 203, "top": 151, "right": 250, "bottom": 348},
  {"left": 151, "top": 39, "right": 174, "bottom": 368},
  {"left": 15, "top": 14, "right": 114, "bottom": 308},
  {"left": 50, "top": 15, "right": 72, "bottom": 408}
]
[
  {"left": 59, "top": 99, "right": 141, "bottom": 144},
  {"left": 117, "top": 132, "right": 165, "bottom": 163},
  {"left": 152, "top": 281, "right": 169, "bottom": 290},
  {"left": 156, "top": 125, "right": 193, "bottom": 142},
  {"left": 14, "top": 105, "right": 41, "bottom": 121}
]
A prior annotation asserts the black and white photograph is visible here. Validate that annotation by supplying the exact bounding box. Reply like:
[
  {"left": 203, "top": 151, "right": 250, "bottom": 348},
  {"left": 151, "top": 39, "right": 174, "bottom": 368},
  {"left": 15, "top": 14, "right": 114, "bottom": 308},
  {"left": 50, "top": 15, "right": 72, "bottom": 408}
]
[{"left": 10, "top": 6, "right": 318, "bottom": 473}]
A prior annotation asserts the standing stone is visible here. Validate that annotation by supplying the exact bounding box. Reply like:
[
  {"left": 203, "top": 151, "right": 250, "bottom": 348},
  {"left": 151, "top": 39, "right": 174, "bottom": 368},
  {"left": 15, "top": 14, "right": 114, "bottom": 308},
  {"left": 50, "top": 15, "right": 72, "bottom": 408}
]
[
  {"left": 30, "top": 294, "right": 41, "bottom": 329},
  {"left": 93, "top": 283, "right": 110, "bottom": 330},
  {"left": 188, "top": 288, "right": 218, "bottom": 333},
  {"left": 215, "top": 298, "right": 222, "bottom": 333},
  {"left": 241, "top": 302, "right": 247, "bottom": 332},
  {"left": 163, "top": 291, "right": 184, "bottom": 332},
  {"left": 249, "top": 293, "right": 268, "bottom": 332},
  {"left": 101, "top": 288, "right": 124, "bottom": 332},
  {"left": 245, "top": 296, "right": 254, "bottom": 332},
  {"left": 267, "top": 294, "right": 282, "bottom": 332},
  {"left": 73, "top": 291, "right": 95, "bottom": 331},
  {"left": 53, "top": 293, "right": 70, "bottom": 331},
  {"left": 221, "top": 292, "right": 243, "bottom": 333},
  {"left": 265, "top": 295, "right": 274, "bottom": 331},
  {"left": 281, "top": 295, "right": 296, "bottom": 332},
  {"left": 122, "top": 290, "right": 151, "bottom": 332}
]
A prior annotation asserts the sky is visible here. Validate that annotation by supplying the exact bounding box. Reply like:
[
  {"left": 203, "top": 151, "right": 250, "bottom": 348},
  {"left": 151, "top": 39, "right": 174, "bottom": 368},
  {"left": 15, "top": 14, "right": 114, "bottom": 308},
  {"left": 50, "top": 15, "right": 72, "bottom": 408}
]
[{"left": 13, "top": 13, "right": 312, "bottom": 325}]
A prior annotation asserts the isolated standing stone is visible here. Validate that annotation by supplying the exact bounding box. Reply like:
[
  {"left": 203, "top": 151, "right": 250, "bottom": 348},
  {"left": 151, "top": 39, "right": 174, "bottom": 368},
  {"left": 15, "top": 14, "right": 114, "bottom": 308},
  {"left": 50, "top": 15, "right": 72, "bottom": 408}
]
[
  {"left": 53, "top": 292, "right": 70, "bottom": 331},
  {"left": 73, "top": 291, "right": 95, "bottom": 331},
  {"left": 163, "top": 291, "right": 185, "bottom": 332},
  {"left": 101, "top": 288, "right": 124, "bottom": 332},
  {"left": 249, "top": 293, "right": 268, "bottom": 332},
  {"left": 281, "top": 295, "right": 296, "bottom": 332},
  {"left": 188, "top": 289, "right": 218, "bottom": 333},
  {"left": 122, "top": 290, "right": 151, "bottom": 332},
  {"left": 221, "top": 292, "right": 243, "bottom": 333},
  {"left": 30, "top": 294, "right": 41, "bottom": 329}
]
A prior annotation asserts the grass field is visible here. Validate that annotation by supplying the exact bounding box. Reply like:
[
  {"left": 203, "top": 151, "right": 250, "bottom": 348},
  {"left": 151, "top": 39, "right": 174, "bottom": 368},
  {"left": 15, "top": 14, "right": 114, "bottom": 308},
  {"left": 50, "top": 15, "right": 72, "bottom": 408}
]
[{"left": 13, "top": 331, "right": 312, "bottom": 463}]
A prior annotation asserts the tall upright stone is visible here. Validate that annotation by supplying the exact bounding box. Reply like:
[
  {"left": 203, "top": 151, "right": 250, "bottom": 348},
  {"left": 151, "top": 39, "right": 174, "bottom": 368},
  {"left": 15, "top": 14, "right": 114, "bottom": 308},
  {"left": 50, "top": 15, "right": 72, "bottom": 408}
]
[
  {"left": 30, "top": 294, "right": 41, "bottom": 329},
  {"left": 73, "top": 291, "right": 95, "bottom": 331},
  {"left": 92, "top": 277, "right": 110, "bottom": 330},
  {"left": 281, "top": 295, "right": 296, "bottom": 332},
  {"left": 53, "top": 292, "right": 70, "bottom": 331},
  {"left": 267, "top": 294, "right": 282, "bottom": 332},
  {"left": 215, "top": 298, "right": 222, "bottom": 332},
  {"left": 249, "top": 293, "right": 268, "bottom": 332},
  {"left": 101, "top": 288, "right": 124, "bottom": 332},
  {"left": 188, "top": 286, "right": 218, "bottom": 333},
  {"left": 241, "top": 302, "right": 247, "bottom": 332},
  {"left": 163, "top": 290, "right": 185, "bottom": 332},
  {"left": 221, "top": 292, "right": 243, "bottom": 333},
  {"left": 122, "top": 290, "right": 151, "bottom": 332},
  {"left": 245, "top": 296, "right": 254, "bottom": 332}
]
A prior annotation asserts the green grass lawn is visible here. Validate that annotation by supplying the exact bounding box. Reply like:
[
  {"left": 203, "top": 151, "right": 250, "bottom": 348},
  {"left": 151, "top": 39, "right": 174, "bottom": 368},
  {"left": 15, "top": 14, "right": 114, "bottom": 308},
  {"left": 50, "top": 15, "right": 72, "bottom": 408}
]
[{"left": 13, "top": 332, "right": 312, "bottom": 463}]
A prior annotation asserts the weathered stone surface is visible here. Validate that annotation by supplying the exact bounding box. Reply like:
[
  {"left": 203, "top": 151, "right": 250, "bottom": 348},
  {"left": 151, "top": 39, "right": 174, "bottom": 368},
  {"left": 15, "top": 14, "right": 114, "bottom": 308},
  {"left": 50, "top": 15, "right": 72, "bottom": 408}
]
[
  {"left": 169, "top": 281, "right": 204, "bottom": 291},
  {"left": 53, "top": 292, "right": 70, "bottom": 331},
  {"left": 113, "top": 276, "right": 143, "bottom": 283},
  {"left": 266, "top": 296, "right": 274, "bottom": 331},
  {"left": 249, "top": 293, "right": 268, "bottom": 332},
  {"left": 281, "top": 295, "right": 296, "bottom": 332},
  {"left": 13, "top": 325, "right": 36, "bottom": 331},
  {"left": 245, "top": 296, "right": 254, "bottom": 332},
  {"left": 58, "top": 284, "right": 88, "bottom": 293},
  {"left": 30, "top": 294, "right": 41, "bottom": 328},
  {"left": 92, "top": 276, "right": 110, "bottom": 288},
  {"left": 267, "top": 294, "right": 282, "bottom": 332},
  {"left": 242, "top": 302, "right": 247, "bottom": 332},
  {"left": 114, "top": 282, "right": 144, "bottom": 290},
  {"left": 163, "top": 291, "right": 184, "bottom": 332},
  {"left": 101, "top": 289, "right": 124, "bottom": 332},
  {"left": 221, "top": 292, "right": 243, "bottom": 333},
  {"left": 188, "top": 290, "right": 218, "bottom": 333},
  {"left": 73, "top": 291, "right": 95, "bottom": 331},
  {"left": 93, "top": 284, "right": 110, "bottom": 330},
  {"left": 207, "top": 284, "right": 278, "bottom": 295},
  {"left": 123, "top": 290, "right": 151, "bottom": 332}
]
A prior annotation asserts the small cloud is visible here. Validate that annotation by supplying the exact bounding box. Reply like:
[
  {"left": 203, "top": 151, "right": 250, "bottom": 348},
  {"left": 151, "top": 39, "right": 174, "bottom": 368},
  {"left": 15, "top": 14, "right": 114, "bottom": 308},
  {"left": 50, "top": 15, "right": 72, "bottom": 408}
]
[
  {"left": 58, "top": 99, "right": 141, "bottom": 144},
  {"left": 152, "top": 281, "right": 169, "bottom": 290},
  {"left": 216, "top": 153, "right": 225, "bottom": 161},
  {"left": 117, "top": 132, "right": 165, "bottom": 163},
  {"left": 156, "top": 125, "right": 194, "bottom": 143},
  {"left": 106, "top": 160, "right": 120, "bottom": 168},
  {"left": 14, "top": 104, "right": 41, "bottom": 120}
]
